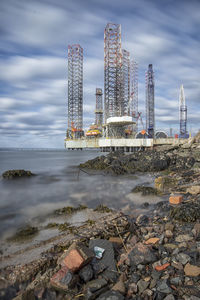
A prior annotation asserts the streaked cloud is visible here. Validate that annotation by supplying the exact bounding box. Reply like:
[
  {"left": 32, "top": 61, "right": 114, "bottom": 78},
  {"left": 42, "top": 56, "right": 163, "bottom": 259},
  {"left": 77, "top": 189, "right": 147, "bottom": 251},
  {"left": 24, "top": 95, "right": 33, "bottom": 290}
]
[{"left": 0, "top": 0, "right": 200, "bottom": 147}]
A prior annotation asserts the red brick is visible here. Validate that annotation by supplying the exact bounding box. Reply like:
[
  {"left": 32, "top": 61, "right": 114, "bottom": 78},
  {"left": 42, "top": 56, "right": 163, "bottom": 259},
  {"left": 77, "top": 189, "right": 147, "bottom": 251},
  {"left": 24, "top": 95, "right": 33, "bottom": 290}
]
[
  {"left": 62, "top": 249, "right": 85, "bottom": 271},
  {"left": 61, "top": 243, "right": 94, "bottom": 272},
  {"left": 145, "top": 238, "right": 159, "bottom": 245},
  {"left": 50, "top": 266, "right": 77, "bottom": 292},
  {"left": 169, "top": 195, "right": 183, "bottom": 205}
]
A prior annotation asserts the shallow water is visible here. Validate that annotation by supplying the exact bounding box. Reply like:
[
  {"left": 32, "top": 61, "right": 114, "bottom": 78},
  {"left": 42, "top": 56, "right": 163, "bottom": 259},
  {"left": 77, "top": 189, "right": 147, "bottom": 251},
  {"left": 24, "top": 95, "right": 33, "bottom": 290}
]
[{"left": 0, "top": 149, "right": 161, "bottom": 240}]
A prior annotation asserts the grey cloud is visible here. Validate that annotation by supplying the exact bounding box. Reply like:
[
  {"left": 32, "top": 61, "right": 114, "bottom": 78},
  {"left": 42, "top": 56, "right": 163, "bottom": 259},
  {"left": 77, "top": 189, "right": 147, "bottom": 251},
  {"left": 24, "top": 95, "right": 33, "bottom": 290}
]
[{"left": 0, "top": 0, "right": 200, "bottom": 147}]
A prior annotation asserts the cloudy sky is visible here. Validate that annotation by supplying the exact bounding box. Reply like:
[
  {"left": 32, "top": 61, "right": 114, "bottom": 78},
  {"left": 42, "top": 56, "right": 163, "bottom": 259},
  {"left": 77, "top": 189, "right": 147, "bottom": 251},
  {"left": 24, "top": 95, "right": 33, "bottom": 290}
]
[{"left": 0, "top": 0, "right": 200, "bottom": 148}]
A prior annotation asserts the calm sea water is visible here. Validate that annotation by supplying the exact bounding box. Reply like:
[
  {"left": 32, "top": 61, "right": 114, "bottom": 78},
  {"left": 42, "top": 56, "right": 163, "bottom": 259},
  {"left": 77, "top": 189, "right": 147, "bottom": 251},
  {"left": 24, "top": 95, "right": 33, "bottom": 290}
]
[{"left": 0, "top": 149, "right": 157, "bottom": 238}]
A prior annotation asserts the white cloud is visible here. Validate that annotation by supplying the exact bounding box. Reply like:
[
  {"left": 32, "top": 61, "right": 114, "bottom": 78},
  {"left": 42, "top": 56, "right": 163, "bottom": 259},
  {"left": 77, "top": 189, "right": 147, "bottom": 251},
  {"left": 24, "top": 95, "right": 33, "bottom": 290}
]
[{"left": 0, "top": 0, "right": 200, "bottom": 147}]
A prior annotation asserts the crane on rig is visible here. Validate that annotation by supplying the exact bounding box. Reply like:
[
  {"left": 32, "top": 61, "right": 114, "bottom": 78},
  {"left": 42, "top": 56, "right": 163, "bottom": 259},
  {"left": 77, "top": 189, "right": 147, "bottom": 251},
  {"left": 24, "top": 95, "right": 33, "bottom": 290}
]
[{"left": 126, "top": 92, "right": 147, "bottom": 137}]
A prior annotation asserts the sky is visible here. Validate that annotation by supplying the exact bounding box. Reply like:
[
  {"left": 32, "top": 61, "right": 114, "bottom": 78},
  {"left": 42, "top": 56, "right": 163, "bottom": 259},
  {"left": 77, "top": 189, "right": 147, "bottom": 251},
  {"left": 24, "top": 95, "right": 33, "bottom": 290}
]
[{"left": 0, "top": 0, "right": 200, "bottom": 148}]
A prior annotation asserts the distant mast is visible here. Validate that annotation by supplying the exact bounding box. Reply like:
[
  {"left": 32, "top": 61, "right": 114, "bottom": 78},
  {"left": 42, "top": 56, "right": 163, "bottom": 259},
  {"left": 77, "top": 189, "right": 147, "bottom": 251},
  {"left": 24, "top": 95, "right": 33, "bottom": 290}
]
[
  {"left": 179, "top": 84, "right": 188, "bottom": 138},
  {"left": 146, "top": 64, "right": 155, "bottom": 138}
]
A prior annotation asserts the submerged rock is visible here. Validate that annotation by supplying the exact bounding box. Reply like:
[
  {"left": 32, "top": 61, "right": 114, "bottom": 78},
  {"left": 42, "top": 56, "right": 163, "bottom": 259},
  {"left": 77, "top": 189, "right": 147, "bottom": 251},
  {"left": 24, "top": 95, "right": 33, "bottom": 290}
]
[
  {"left": 131, "top": 185, "right": 160, "bottom": 196},
  {"left": 2, "top": 169, "right": 34, "bottom": 179},
  {"left": 8, "top": 225, "right": 38, "bottom": 241}
]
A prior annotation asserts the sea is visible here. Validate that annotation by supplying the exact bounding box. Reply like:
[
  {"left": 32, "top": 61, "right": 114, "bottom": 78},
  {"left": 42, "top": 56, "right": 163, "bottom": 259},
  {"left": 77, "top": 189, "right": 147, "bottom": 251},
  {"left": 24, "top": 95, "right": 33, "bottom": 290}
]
[{"left": 0, "top": 149, "right": 159, "bottom": 240}]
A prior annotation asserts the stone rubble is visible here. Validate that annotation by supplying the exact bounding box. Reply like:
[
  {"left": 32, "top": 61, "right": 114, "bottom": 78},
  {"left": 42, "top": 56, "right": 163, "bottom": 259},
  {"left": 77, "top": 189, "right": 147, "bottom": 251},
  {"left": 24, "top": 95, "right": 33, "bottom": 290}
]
[{"left": 1, "top": 132, "right": 200, "bottom": 299}]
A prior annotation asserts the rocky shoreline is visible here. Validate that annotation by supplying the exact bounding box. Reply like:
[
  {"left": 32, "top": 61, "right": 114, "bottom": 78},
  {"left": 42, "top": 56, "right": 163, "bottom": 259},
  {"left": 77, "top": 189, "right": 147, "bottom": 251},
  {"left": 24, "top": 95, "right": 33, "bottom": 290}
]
[{"left": 0, "top": 134, "right": 200, "bottom": 299}]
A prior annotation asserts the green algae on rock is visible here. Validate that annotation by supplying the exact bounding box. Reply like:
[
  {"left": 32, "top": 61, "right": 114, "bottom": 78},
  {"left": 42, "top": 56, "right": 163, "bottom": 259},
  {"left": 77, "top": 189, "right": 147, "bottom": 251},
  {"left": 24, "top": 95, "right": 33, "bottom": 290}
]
[
  {"left": 8, "top": 225, "right": 38, "bottom": 242},
  {"left": 131, "top": 185, "right": 160, "bottom": 196},
  {"left": 94, "top": 204, "right": 113, "bottom": 213},
  {"left": 54, "top": 204, "right": 87, "bottom": 215},
  {"left": 2, "top": 169, "right": 35, "bottom": 179},
  {"left": 170, "top": 200, "right": 200, "bottom": 222}
]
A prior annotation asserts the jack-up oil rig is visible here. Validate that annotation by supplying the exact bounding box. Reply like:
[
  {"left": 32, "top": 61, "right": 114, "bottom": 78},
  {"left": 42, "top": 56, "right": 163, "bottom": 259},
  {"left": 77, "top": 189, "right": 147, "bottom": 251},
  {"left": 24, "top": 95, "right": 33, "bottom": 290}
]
[{"left": 65, "top": 23, "right": 188, "bottom": 151}]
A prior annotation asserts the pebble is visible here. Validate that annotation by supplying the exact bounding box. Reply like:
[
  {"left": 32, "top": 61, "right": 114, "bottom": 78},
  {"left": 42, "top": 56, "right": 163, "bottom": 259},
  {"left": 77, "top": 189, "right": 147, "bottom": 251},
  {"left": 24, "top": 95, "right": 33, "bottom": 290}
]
[
  {"left": 137, "top": 279, "right": 149, "bottom": 294},
  {"left": 112, "top": 279, "right": 126, "bottom": 295},
  {"left": 176, "top": 253, "right": 190, "bottom": 265},
  {"left": 157, "top": 280, "right": 172, "bottom": 294},
  {"left": 96, "top": 290, "right": 124, "bottom": 300},
  {"left": 175, "top": 234, "right": 193, "bottom": 243},
  {"left": 164, "top": 295, "right": 175, "bottom": 300},
  {"left": 184, "top": 263, "right": 200, "bottom": 276},
  {"left": 165, "top": 230, "right": 173, "bottom": 238}
]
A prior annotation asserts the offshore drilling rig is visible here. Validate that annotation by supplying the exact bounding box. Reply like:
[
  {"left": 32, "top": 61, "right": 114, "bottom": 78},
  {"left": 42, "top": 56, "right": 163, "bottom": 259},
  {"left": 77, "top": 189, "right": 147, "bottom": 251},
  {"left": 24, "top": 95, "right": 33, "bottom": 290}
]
[{"left": 65, "top": 23, "right": 189, "bottom": 151}]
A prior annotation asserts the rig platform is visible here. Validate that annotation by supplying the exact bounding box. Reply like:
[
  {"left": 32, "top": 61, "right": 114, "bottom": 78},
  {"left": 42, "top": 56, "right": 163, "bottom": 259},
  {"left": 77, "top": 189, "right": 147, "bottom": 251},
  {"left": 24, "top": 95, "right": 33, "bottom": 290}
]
[{"left": 64, "top": 138, "right": 185, "bottom": 152}]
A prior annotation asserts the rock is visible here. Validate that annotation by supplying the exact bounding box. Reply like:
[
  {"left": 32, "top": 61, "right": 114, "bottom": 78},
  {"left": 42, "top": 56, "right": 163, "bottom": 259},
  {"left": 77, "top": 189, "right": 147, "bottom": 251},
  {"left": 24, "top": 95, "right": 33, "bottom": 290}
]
[
  {"left": 143, "top": 289, "right": 153, "bottom": 297},
  {"left": 137, "top": 279, "right": 149, "bottom": 294},
  {"left": 170, "top": 277, "right": 182, "bottom": 286},
  {"left": 112, "top": 280, "right": 126, "bottom": 295},
  {"left": 89, "top": 239, "right": 116, "bottom": 275},
  {"left": 176, "top": 253, "right": 190, "bottom": 265},
  {"left": 61, "top": 243, "right": 94, "bottom": 271},
  {"left": 136, "top": 214, "right": 149, "bottom": 225},
  {"left": 182, "top": 137, "right": 195, "bottom": 149},
  {"left": 128, "top": 242, "right": 157, "bottom": 265},
  {"left": 50, "top": 266, "right": 78, "bottom": 292},
  {"left": 165, "top": 223, "right": 174, "bottom": 231},
  {"left": 164, "top": 295, "right": 175, "bottom": 300},
  {"left": 165, "top": 230, "right": 173, "bottom": 238},
  {"left": 164, "top": 243, "right": 177, "bottom": 251},
  {"left": 8, "top": 225, "right": 38, "bottom": 241},
  {"left": 140, "top": 202, "right": 150, "bottom": 209},
  {"left": 85, "top": 278, "right": 108, "bottom": 293},
  {"left": 150, "top": 279, "right": 157, "bottom": 289},
  {"left": 157, "top": 280, "right": 172, "bottom": 294},
  {"left": 42, "top": 289, "right": 56, "bottom": 300},
  {"left": 155, "top": 176, "right": 177, "bottom": 192},
  {"left": 169, "top": 195, "right": 183, "bottom": 205},
  {"left": 193, "top": 223, "right": 200, "bottom": 237},
  {"left": 130, "top": 273, "right": 141, "bottom": 283},
  {"left": 79, "top": 264, "right": 94, "bottom": 283},
  {"left": 96, "top": 290, "right": 124, "bottom": 300},
  {"left": 184, "top": 263, "right": 200, "bottom": 276},
  {"left": 145, "top": 237, "right": 159, "bottom": 245},
  {"left": 131, "top": 185, "right": 159, "bottom": 196},
  {"left": 170, "top": 201, "right": 200, "bottom": 222},
  {"left": 175, "top": 234, "right": 193, "bottom": 243},
  {"left": 127, "top": 283, "right": 137, "bottom": 298},
  {"left": 186, "top": 185, "right": 200, "bottom": 195},
  {"left": 171, "top": 261, "right": 183, "bottom": 270},
  {"left": 2, "top": 169, "right": 35, "bottom": 179}
]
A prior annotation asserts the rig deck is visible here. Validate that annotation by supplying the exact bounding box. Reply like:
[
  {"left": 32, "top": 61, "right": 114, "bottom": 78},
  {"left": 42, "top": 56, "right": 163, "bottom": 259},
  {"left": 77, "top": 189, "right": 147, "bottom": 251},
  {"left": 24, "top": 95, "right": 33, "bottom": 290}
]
[{"left": 64, "top": 138, "right": 185, "bottom": 152}]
